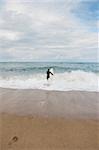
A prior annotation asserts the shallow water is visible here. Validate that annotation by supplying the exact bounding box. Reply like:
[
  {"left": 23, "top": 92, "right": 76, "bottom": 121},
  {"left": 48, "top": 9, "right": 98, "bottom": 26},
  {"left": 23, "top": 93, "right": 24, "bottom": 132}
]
[{"left": 0, "top": 62, "right": 99, "bottom": 91}]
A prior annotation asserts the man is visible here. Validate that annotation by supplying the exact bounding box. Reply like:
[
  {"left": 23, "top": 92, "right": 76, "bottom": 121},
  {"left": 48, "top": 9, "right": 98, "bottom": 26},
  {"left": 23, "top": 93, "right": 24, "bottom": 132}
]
[{"left": 46, "top": 68, "right": 53, "bottom": 80}]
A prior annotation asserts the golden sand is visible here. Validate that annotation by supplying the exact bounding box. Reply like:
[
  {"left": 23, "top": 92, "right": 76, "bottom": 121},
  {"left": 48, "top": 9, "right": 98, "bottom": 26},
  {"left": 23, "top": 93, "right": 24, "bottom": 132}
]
[{"left": 0, "top": 114, "right": 99, "bottom": 150}]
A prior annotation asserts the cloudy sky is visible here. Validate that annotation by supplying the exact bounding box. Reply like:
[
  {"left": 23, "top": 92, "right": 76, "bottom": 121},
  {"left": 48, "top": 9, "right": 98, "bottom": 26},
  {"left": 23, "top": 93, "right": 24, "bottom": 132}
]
[{"left": 0, "top": 0, "right": 98, "bottom": 62}]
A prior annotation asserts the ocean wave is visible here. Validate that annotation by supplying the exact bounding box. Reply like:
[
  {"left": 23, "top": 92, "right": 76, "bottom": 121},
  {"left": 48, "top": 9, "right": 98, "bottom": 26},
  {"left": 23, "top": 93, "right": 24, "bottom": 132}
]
[
  {"left": 0, "top": 62, "right": 99, "bottom": 73},
  {"left": 0, "top": 70, "right": 98, "bottom": 91}
]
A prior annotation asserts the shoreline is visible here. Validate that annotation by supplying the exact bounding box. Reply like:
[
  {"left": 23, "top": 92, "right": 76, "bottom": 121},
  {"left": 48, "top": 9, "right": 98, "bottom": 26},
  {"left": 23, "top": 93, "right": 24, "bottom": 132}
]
[{"left": 0, "top": 87, "right": 99, "bottom": 92}]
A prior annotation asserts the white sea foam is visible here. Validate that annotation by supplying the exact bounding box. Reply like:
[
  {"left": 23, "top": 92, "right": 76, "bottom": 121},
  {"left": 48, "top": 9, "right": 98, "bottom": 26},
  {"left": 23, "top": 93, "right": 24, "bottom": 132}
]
[{"left": 0, "top": 71, "right": 99, "bottom": 91}]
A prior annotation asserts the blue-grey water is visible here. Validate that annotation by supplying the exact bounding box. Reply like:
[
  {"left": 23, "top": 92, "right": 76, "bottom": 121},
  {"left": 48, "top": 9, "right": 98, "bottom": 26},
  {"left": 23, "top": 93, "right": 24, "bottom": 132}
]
[{"left": 0, "top": 62, "right": 99, "bottom": 91}]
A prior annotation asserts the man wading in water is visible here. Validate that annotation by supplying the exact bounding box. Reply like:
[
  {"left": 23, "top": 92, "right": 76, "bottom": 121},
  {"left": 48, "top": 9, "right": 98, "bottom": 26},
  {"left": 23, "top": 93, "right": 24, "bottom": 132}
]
[{"left": 46, "top": 69, "right": 53, "bottom": 80}]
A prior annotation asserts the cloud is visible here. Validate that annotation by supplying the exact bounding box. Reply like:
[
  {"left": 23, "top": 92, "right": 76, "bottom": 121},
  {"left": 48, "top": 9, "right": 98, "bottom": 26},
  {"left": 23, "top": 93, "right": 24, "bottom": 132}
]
[
  {"left": 0, "top": 0, "right": 98, "bottom": 62},
  {"left": 0, "top": 29, "right": 23, "bottom": 41}
]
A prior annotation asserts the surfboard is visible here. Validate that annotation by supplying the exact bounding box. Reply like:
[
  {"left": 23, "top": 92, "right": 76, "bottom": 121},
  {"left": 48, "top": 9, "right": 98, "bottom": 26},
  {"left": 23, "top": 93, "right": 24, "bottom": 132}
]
[{"left": 50, "top": 68, "right": 54, "bottom": 75}]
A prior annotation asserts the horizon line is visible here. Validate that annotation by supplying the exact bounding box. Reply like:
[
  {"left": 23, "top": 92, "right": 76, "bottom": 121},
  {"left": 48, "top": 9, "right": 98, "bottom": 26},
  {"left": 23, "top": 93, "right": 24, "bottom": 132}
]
[{"left": 0, "top": 61, "right": 98, "bottom": 63}]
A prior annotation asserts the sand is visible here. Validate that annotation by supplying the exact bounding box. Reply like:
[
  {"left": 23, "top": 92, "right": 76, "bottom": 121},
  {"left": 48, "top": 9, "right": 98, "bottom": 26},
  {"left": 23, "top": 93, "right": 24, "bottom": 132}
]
[
  {"left": 0, "top": 88, "right": 99, "bottom": 119},
  {"left": 0, "top": 88, "right": 99, "bottom": 149},
  {"left": 0, "top": 114, "right": 99, "bottom": 150}
]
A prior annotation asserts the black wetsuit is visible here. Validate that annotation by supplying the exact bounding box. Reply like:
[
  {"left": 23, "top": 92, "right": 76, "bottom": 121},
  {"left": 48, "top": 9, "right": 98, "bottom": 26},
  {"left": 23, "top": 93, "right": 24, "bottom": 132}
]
[{"left": 46, "top": 69, "right": 53, "bottom": 80}]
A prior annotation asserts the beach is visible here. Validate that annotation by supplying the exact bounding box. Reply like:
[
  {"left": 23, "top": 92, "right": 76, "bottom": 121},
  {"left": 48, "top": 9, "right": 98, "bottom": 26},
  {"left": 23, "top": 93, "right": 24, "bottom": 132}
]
[
  {"left": 0, "top": 88, "right": 99, "bottom": 150},
  {"left": 0, "top": 0, "right": 98, "bottom": 148},
  {"left": 0, "top": 114, "right": 99, "bottom": 150}
]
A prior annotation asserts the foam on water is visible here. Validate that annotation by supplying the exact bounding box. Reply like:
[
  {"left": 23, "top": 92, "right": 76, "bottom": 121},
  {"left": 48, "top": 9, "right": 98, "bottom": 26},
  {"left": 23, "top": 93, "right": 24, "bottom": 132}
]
[{"left": 0, "top": 70, "right": 98, "bottom": 91}]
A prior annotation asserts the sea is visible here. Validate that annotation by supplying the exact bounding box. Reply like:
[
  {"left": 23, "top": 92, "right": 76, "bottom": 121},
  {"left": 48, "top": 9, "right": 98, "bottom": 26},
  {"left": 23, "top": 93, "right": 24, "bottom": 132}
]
[{"left": 0, "top": 62, "right": 99, "bottom": 91}]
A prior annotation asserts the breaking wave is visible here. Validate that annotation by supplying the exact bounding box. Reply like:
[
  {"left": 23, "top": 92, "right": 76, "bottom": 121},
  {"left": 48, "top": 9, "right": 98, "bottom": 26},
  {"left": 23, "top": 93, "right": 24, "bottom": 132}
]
[{"left": 0, "top": 70, "right": 98, "bottom": 91}]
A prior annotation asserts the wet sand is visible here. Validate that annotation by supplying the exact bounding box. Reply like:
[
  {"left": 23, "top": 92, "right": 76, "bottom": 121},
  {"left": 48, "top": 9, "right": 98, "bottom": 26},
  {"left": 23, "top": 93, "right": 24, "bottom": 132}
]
[{"left": 0, "top": 88, "right": 98, "bottom": 119}]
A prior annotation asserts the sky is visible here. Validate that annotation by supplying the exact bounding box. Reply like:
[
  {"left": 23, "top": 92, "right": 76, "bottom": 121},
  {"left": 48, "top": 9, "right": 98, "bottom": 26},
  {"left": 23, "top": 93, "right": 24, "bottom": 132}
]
[{"left": 0, "top": 0, "right": 98, "bottom": 62}]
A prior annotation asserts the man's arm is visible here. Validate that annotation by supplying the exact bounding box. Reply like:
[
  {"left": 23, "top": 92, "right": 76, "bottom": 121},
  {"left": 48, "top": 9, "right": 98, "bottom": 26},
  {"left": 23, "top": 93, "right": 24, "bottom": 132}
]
[{"left": 50, "top": 72, "right": 53, "bottom": 75}]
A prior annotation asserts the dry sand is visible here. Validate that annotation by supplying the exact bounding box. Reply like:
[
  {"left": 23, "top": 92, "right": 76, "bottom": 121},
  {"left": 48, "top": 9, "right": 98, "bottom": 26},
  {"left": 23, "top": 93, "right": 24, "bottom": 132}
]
[
  {"left": 0, "top": 88, "right": 99, "bottom": 150},
  {"left": 0, "top": 114, "right": 99, "bottom": 150}
]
